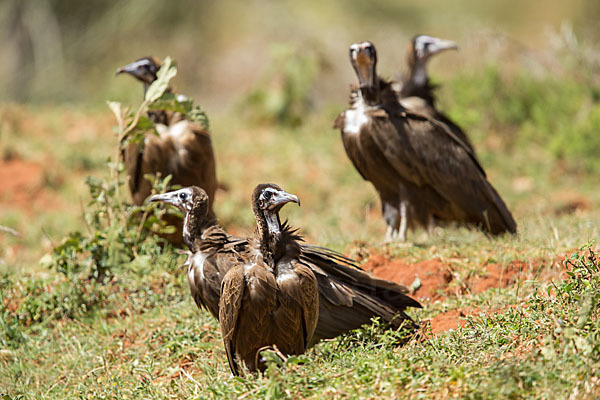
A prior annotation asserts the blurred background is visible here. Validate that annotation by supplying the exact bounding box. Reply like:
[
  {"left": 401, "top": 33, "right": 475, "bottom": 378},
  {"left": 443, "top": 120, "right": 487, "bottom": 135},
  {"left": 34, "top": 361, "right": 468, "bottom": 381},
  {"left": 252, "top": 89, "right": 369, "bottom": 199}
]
[
  {"left": 1, "top": 0, "right": 600, "bottom": 271},
  {"left": 2, "top": 0, "right": 599, "bottom": 107}
]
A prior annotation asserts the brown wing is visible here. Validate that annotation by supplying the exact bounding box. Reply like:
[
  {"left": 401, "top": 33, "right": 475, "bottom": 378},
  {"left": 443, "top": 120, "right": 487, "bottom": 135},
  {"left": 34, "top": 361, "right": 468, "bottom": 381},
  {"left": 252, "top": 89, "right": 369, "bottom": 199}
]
[
  {"left": 294, "top": 260, "right": 319, "bottom": 348},
  {"left": 234, "top": 260, "right": 278, "bottom": 372},
  {"left": 387, "top": 108, "right": 516, "bottom": 233},
  {"left": 187, "top": 252, "right": 229, "bottom": 319},
  {"left": 187, "top": 227, "right": 250, "bottom": 319},
  {"left": 219, "top": 264, "right": 246, "bottom": 376},
  {"left": 273, "top": 257, "right": 319, "bottom": 354},
  {"left": 399, "top": 96, "right": 479, "bottom": 165},
  {"left": 124, "top": 135, "right": 174, "bottom": 206},
  {"left": 166, "top": 121, "right": 217, "bottom": 219},
  {"left": 362, "top": 94, "right": 515, "bottom": 234},
  {"left": 300, "top": 246, "right": 421, "bottom": 345}
]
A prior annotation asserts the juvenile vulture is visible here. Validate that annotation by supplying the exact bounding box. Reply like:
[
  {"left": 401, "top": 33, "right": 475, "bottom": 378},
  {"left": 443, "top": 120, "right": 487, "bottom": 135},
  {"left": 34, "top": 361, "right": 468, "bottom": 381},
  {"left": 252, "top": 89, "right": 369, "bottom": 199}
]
[
  {"left": 150, "top": 186, "right": 421, "bottom": 361},
  {"left": 116, "top": 56, "right": 217, "bottom": 245},
  {"left": 334, "top": 41, "right": 516, "bottom": 241},
  {"left": 395, "top": 34, "right": 476, "bottom": 157}
]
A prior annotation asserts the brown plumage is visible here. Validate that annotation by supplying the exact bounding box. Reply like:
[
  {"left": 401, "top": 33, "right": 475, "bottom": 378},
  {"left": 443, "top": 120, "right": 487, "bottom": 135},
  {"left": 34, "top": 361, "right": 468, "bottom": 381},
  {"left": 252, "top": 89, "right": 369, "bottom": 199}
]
[
  {"left": 149, "top": 186, "right": 244, "bottom": 319},
  {"left": 219, "top": 184, "right": 318, "bottom": 374},
  {"left": 149, "top": 186, "right": 421, "bottom": 371},
  {"left": 116, "top": 56, "right": 217, "bottom": 245},
  {"left": 395, "top": 34, "right": 476, "bottom": 158},
  {"left": 334, "top": 41, "right": 516, "bottom": 241}
]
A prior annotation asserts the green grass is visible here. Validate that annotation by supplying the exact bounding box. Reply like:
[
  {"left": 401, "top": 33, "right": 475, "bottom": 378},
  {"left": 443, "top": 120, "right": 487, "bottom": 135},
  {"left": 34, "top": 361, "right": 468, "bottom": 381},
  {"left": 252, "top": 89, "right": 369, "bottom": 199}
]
[{"left": 2, "top": 53, "right": 600, "bottom": 398}]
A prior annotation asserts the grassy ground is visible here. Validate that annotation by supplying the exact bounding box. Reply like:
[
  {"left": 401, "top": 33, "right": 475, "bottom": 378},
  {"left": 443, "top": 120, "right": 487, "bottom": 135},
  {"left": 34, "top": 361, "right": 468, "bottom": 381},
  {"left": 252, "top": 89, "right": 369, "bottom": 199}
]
[{"left": 1, "top": 55, "right": 600, "bottom": 398}]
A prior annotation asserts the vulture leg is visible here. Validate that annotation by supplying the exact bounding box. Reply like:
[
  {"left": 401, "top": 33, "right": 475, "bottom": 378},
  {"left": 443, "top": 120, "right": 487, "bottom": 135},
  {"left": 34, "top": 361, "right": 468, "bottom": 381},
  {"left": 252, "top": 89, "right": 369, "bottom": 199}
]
[
  {"left": 385, "top": 226, "right": 397, "bottom": 243},
  {"left": 382, "top": 200, "right": 400, "bottom": 243},
  {"left": 398, "top": 200, "right": 408, "bottom": 242},
  {"left": 427, "top": 215, "right": 436, "bottom": 236}
]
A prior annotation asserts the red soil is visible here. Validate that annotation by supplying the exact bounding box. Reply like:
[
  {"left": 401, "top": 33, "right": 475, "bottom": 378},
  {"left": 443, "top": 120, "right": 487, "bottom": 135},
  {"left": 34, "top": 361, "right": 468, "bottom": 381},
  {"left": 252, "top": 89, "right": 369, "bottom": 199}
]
[
  {"left": 365, "top": 254, "right": 452, "bottom": 300},
  {"left": 366, "top": 254, "right": 565, "bottom": 302},
  {"left": 0, "top": 158, "right": 61, "bottom": 213},
  {"left": 424, "top": 307, "right": 480, "bottom": 335},
  {"left": 365, "top": 252, "right": 567, "bottom": 335}
]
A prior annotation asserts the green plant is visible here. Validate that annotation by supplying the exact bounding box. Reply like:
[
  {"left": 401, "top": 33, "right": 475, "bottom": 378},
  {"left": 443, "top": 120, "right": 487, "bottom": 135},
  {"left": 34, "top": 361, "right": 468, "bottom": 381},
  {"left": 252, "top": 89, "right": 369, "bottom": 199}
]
[
  {"left": 237, "top": 43, "right": 324, "bottom": 127},
  {"left": 0, "top": 57, "right": 206, "bottom": 331}
]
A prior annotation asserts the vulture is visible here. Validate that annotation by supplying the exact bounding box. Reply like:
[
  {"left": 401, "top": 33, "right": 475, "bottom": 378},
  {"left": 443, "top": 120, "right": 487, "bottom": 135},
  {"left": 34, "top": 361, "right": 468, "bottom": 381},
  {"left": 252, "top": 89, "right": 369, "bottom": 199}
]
[
  {"left": 218, "top": 184, "right": 319, "bottom": 374},
  {"left": 149, "top": 186, "right": 421, "bottom": 368},
  {"left": 116, "top": 56, "right": 217, "bottom": 245},
  {"left": 395, "top": 34, "right": 476, "bottom": 157},
  {"left": 334, "top": 41, "right": 516, "bottom": 241},
  {"left": 248, "top": 184, "right": 422, "bottom": 346}
]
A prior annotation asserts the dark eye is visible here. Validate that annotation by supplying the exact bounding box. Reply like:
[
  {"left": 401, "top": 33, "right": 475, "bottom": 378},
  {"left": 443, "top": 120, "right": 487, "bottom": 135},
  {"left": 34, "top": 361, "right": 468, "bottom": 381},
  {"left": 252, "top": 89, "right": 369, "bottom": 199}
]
[
  {"left": 179, "top": 192, "right": 187, "bottom": 200},
  {"left": 263, "top": 191, "right": 272, "bottom": 201}
]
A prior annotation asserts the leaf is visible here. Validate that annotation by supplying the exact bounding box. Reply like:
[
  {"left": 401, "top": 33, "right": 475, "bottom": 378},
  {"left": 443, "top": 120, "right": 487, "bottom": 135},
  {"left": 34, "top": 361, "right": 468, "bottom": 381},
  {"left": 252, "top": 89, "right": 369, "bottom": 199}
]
[
  {"left": 107, "top": 101, "right": 123, "bottom": 126},
  {"left": 188, "top": 105, "right": 210, "bottom": 130},
  {"left": 145, "top": 56, "right": 177, "bottom": 103},
  {"left": 148, "top": 94, "right": 188, "bottom": 115}
]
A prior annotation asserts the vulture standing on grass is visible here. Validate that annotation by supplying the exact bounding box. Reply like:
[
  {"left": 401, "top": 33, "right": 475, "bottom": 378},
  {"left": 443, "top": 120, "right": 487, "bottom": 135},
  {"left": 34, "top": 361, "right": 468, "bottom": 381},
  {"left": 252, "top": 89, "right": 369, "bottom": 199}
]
[
  {"left": 149, "top": 186, "right": 421, "bottom": 369},
  {"left": 395, "top": 34, "right": 476, "bottom": 156},
  {"left": 116, "top": 56, "right": 217, "bottom": 245},
  {"left": 249, "top": 184, "right": 421, "bottom": 346},
  {"left": 218, "top": 184, "right": 319, "bottom": 374},
  {"left": 334, "top": 41, "right": 516, "bottom": 241}
]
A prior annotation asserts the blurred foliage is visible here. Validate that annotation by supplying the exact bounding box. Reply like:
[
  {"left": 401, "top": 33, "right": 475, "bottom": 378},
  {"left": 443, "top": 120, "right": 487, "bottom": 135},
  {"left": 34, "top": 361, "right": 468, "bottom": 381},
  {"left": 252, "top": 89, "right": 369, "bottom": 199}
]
[
  {"left": 441, "top": 26, "right": 600, "bottom": 173},
  {"left": 0, "top": 60, "right": 196, "bottom": 336},
  {"left": 237, "top": 43, "right": 326, "bottom": 127},
  {"left": 447, "top": 66, "right": 600, "bottom": 172}
]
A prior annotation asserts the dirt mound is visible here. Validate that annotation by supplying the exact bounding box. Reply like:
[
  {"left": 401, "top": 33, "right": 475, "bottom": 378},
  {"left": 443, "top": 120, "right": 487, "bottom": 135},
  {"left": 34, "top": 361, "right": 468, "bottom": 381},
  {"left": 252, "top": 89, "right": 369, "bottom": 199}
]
[
  {"left": 365, "top": 254, "right": 452, "bottom": 300},
  {"left": 366, "top": 252, "right": 566, "bottom": 336},
  {"left": 366, "top": 254, "right": 565, "bottom": 301}
]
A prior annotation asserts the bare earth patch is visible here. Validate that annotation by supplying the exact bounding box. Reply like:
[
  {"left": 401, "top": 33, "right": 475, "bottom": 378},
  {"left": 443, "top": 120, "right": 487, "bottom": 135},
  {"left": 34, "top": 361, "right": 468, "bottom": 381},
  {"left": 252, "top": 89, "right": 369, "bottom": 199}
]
[
  {"left": 424, "top": 307, "right": 481, "bottom": 334},
  {"left": 0, "top": 158, "right": 62, "bottom": 213},
  {"left": 365, "top": 252, "right": 568, "bottom": 334}
]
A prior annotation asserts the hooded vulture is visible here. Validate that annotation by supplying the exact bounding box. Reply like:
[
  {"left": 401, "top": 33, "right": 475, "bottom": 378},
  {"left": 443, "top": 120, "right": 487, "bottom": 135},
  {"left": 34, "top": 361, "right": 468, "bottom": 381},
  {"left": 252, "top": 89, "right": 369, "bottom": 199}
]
[
  {"left": 247, "top": 184, "right": 421, "bottom": 346},
  {"left": 395, "top": 34, "right": 476, "bottom": 156},
  {"left": 116, "top": 56, "right": 217, "bottom": 245},
  {"left": 334, "top": 41, "right": 516, "bottom": 241},
  {"left": 149, "top": 186, "right": 421, "bottom": 368},
  {"left": 217, "top": 184, "right": 319, "bottom": 374}
]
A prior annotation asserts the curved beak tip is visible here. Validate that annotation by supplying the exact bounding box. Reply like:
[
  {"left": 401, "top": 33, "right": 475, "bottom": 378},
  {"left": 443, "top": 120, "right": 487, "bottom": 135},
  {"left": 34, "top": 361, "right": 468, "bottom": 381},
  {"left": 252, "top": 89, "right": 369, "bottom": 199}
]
[{"left": 147, "top": 193, "right": 167, "bottom": 204}]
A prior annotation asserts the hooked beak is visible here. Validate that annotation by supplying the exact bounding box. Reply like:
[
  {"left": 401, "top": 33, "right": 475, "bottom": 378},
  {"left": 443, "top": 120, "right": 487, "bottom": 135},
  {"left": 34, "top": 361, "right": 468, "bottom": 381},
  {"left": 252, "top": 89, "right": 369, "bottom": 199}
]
[
  {"left": 115, "top": 60, "right": 147, "bottom": 78},
  {"left": 148, "top": 191, "right": 183, "bottom": 209},
  {"left": 269, "top": 190, "right": 300, "bottom": 210},
  {"left": 429, "top": 38, "right": 458, "bottom": 55}
]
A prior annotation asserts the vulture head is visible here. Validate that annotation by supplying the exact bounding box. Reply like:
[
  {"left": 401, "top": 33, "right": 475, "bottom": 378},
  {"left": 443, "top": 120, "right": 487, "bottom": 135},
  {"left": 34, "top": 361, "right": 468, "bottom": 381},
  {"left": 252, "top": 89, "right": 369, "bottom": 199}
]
[
  {"left": 252, "top": 183, "right": 300, "bottom": 237},
  {"left": 149, "top": 186, "right": 208, "bottom": 214},
  {"left": 349, "top": 41, "right": 378, "bottom": 91},
  {"left": 115, "top": 56, "right": 161, "bottom": 87},
  {"left": 148, "top": 186, "right": 210, "bottom": 247},
  {"left": 411, "top": 35, "right": 458, "bottom": 62},
  {"left": 407, "top": 35, "right": 458, "bottom": 87}
]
